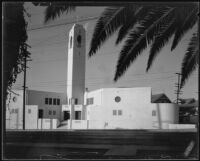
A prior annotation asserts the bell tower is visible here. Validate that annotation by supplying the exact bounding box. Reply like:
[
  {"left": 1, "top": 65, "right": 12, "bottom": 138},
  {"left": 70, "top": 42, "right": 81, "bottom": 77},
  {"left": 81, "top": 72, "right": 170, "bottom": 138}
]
[{"left": 67, "top": 24, "right": 86, "bottom": 106}]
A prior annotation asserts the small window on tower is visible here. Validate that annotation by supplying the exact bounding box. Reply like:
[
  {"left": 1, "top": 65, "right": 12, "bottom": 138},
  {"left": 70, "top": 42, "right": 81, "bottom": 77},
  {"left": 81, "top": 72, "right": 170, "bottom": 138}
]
[
  {"left": 70, "top": 36, "right": 72, "bottom": 48},
  {"left": 77, "top": 35, "right": 81, "bottom": 47},
  {"left": 75, "top": 98, "right": 78, "bottom": 105}
]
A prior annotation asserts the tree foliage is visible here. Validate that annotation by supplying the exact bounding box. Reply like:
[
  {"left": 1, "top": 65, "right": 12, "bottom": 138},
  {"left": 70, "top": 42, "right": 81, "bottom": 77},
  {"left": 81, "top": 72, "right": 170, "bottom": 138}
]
[{"left": 3, "top": 2, "right": 30, "bottom": 98}]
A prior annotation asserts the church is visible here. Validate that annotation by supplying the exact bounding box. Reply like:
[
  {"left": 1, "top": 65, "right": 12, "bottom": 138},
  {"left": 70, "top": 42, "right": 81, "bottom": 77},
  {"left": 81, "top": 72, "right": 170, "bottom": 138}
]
[
  {"left": 7, "top": 24, "right": 195, "bottom": 130},
  {"left": 59, "top": 24, "right": 179, "bottom": 130}
]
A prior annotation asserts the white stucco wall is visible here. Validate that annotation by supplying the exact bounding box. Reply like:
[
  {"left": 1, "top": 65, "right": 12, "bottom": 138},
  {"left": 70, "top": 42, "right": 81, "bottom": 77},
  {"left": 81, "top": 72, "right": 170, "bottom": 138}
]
[
  {"left": 71, "top": 120, "right": 87, "bottom": 129},
  {"left": 25, "top": 105, "right": 38, "bottom": 129},
  {"left": 37, "top": 118, "right": 59, "bottom": 129},
  {"left": 151, "top": 103, "right": 179, "bottom": 129},
  {"left": 86, "top": 87, "right": 154, "bottom": 129},
  {"left": 86, "top": 87, "right": 179, "bottom": 129},
  {"left": 86, "top": 89, "right": 103, "bottom": 106},
  {"left": 6, "top": 90, "right": 24, "bottom": 129}
]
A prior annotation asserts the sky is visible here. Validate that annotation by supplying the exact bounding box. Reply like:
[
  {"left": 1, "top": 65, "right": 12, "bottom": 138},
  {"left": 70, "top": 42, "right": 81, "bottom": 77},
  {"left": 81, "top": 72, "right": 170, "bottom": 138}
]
[{"left": 13, "top": 2, "right": 198, "bottom": 102}]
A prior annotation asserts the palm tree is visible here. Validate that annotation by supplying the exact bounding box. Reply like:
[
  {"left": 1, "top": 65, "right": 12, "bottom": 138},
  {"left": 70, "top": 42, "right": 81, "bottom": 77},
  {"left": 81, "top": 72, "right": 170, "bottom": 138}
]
[
  {"left": 3, "top": 1, "right": 30, "bottom": 138},
  {"left": 38, "top": 2, "right": 199, "bottom": 88}
]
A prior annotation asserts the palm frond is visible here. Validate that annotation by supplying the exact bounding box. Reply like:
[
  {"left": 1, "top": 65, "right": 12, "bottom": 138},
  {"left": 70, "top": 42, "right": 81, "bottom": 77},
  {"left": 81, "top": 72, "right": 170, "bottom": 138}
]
[
  {"left": 88, "top": 6, "right": 133, "bottom": 57},
  {"left": 180, "top": 33, "right": 199, "bottom": 88},
  {"left": 114, "top": 7, "right": 174, "bottom": 81},
  {"left": 115, "top": 6, "right": 147, "bottom": 45},
  {"left": 44, "top": 3, "right": 75, "bottom": 23},
  {"left": 171, "top": 6, "right": 198, "bottom": 51},
  {"left": 146, "top": 10, "right": 177, "bottom": 71}
]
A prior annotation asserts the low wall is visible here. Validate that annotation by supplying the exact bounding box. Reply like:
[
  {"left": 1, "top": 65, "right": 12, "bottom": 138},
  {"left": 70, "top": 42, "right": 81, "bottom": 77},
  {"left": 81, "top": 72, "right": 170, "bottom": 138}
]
[
  {"left": 151, "top": 103, "right": 179, "bottom": 129},
  {"left": 37, "top": 119, "right": 59, "bottom": 129},
  {"left": 71, "top": 120, "right": 88, "bottom": 129},
  {"left": 169, "top": 124, "right": 196, "bottom": 129},
  {"left": 88, "top": 120, "right": 105, "bottom": 129}
]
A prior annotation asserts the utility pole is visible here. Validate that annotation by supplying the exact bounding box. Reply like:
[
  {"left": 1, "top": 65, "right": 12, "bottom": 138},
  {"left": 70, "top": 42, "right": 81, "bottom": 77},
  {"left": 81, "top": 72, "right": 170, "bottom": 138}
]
[
  {"left": 174, "top": 72, "right": 183, "bottom": 104},
  {"left": 22, "top": 49, "right": 27, "bottom": 130},
  {"left": 22, "top": 44, "right": 31, "bottom": 130}
]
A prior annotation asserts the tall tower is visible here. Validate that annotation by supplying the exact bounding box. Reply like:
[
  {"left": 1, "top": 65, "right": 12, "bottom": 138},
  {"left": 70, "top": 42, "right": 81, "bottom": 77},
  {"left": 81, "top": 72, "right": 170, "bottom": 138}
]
[{"left": 67, "top": 24, "right": 86, "bottom": 106}]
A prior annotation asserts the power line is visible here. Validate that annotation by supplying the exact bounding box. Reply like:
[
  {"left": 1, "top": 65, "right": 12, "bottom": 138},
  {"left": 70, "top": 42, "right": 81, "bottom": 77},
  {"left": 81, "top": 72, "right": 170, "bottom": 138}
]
[
  {"left": 14, "top": 75, "right": 176, "bottom": 88},
  {"left": 27, "top": 16, "right": 99, "bottom": 31}
]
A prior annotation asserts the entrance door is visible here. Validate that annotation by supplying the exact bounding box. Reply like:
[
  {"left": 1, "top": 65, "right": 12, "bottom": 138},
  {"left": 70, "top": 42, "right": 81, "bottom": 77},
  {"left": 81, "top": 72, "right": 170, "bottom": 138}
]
[
  {"left": 75, "top": 111, "right": 81, "bottom": 120},
  {"left": 64, "top": 111, "right": 70, "bottom": 120},
  {"left": 38, "top": 109, "right": 43, "bottom": 118}
]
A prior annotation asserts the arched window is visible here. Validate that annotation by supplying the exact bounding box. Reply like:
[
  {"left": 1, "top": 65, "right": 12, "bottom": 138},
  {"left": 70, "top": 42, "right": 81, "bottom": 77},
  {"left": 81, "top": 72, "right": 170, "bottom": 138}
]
[
  {"left": 77, "top": 35, "right": 81, "bottom": 47},
  {"left": 70, "top": 36, "right": 72, "bottom": 48}
]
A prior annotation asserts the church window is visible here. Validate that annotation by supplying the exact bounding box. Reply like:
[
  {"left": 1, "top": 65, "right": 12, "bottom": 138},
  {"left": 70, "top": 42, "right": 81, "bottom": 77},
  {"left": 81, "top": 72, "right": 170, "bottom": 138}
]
[
  {"left": 70, "top": 36, "right": 72, "bottom": 48},
  {"left": 57, "top": 99, "right": 60, "bottom": 105},
  {"left": 45, "top": 98, "right": 48, "bottom": 104},
  {"left": 53, "top": 98, "right": 56, "bottom": 105},
  {"left": 118, "top": 110, "right": 122, "bottom": 115},
  {"left": 152, "top": 110, "right": 156, "bottom": 116},
  {"left": 49, "top": 98, "right": 52, "bottom": 105},
  {"left": 115, "top": 96, "right": 121, "bottom": 103},
  {"left": 77, "top": 35, "right": 81, "bottom": 47},
  {"left": 53, "top": 111, "right": 56, "bottom": 115},
  {"left": 87, "top": 98, "right": 94, "bottom": 105},
  {"left": 15, "top": 109, "right": 18, "bottom": 113},
  {"left": 113, "top": 110, "right": 117, "bottom": 116}
]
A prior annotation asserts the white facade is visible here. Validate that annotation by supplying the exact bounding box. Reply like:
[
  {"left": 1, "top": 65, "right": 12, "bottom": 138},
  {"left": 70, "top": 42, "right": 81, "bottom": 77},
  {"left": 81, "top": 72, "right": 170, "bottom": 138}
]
[
  {"left": 6, "top": 90, "right": 24, "bottom": 129},
  {"left": 85, "top": 87, "right": 179, "bottom": 129},
  {"left": 6, "top": 90, "right": 39, "bottom": 129},
  {"left": 6, "top": 89, "right": 67, "bottom": 129}
]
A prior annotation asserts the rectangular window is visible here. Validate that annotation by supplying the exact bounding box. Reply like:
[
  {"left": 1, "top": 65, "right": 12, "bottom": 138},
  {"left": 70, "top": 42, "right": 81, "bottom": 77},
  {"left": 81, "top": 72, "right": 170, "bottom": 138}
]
[
  {"left": 57, "top": 99, "right": 60, "bottom": 105},
  {"left": 113, "top": 110, "right": 117, "bottom": 116},
  {"left": 53, "top": 111, "right": 56, "bottom": 115},
  {"left": 75, "top": 98, "right": 78, "bottom": 105},
  {"left": 49, "top": 98, "right": 52, "bottom": 105},
  {"left": 45, "top": 98, "right": 48, "bottom": 104},
  {"left": 87, "top": 98, "right": 94, "bottom": 105},
  {"left": 118, "top": 110, "right": 122, "bottom": 115},
  {"left": 15, "top": 109, "right": 18, "bottom": 113},
  {"left": 90, "top": 98, "right": 94, "bottom": 104},
  {"left": 11, "top": 109, "right": 15, "bottom": 113},
  {"left": 86, "top": 98, "right": 89, "bottom": 105},
  {"left": 53, "top": 98, "right": 56, "bottom": 105},
  {"left": 28, "top": 109, "right": 31, "bottom": 114},
  {"left": 49, "top": 110, "right": 52, "bottom": 115},
  {"left": 152, "top": 110, "right": 156, "bottom": 116}
]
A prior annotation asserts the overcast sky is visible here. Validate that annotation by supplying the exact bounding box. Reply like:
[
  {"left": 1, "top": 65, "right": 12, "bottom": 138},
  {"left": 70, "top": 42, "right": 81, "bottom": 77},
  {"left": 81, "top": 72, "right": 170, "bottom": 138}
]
[{"left": 13, "top": 2, "right": 198, "bottom": 101}]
